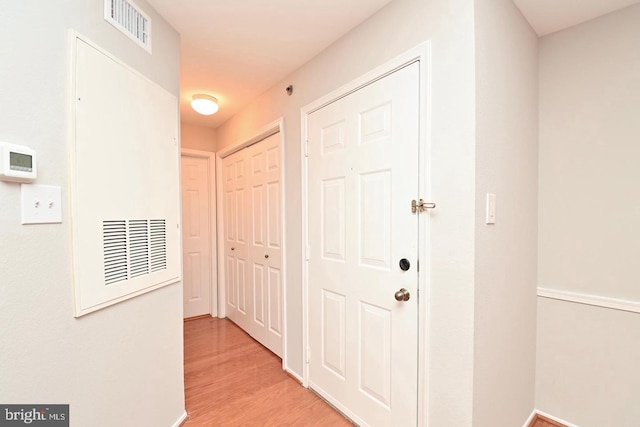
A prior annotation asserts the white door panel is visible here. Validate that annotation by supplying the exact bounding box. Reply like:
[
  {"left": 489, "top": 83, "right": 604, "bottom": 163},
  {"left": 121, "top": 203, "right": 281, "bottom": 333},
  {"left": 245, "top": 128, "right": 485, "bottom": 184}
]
[
  {"left": 308, "top": 63, "right": 420, "bottom": 426},
  {"left": 247, "top": 134, "right": 283, "bottom": 356},
  {"left": 181, "top": 155, "right": 212, "bottom": 318},
  {"left": 223, "top": 149, "right": 250, "bottom": 330}
]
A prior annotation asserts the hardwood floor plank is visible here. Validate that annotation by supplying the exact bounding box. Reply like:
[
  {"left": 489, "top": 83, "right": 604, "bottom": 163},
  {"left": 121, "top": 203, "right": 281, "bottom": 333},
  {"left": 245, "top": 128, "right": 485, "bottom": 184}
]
[{"left": 183, "top": 317, "right": 352, "bottom": 426}]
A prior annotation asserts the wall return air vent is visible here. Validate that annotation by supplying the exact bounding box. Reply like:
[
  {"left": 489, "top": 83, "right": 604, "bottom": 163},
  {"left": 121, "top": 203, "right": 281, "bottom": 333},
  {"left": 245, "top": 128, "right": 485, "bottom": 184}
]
[
  {"left": 104, "top": 0, "right": 152, "bottom": 53},
  {"left": 103, "top": 219, "right": 167, "bottom": 286},
  {"left": 70, "top": 35, "right": 179, "bottom": 317}
]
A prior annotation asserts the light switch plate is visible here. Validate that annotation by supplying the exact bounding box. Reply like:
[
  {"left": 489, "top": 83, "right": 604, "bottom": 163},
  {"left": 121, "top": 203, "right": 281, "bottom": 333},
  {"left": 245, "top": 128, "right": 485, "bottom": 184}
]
[{"left": 21, "top": 184, "right": 63, "bottom": 224}]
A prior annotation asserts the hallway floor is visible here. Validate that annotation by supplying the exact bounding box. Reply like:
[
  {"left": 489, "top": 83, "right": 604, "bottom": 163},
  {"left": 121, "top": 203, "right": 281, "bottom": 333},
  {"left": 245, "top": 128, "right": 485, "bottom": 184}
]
[
  {"left": 183, "top": 317, "right": 352, "bottom": 426},
  {"left": 183, "top": 317, "right": 558, "bottom": 427}
]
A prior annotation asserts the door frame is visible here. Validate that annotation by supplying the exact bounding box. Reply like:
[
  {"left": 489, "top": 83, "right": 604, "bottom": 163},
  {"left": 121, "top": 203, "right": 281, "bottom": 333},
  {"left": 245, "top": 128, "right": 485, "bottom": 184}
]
[
  {"left": 181, "top": 148, "right": 218, "bottom": 318},
  {"left": 215, "top": 118, "right": 288, "bottom": 367},
  {"left": 301, "top": 42, "right": 432, "bottom": 426}
]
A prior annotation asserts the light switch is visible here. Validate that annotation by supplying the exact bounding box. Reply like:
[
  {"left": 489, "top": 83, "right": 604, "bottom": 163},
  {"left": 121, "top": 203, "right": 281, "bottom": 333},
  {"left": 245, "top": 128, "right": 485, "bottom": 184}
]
[
  {"left": 21, "top": 184, "right": 63, "bottom": 224},
  {"left": 486, "top": 193, "right": 496, "bottom": 224}
]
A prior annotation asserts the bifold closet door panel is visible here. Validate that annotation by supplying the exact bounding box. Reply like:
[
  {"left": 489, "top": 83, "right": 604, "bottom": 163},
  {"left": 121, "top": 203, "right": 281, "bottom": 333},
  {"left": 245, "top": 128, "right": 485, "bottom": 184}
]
[
  {"left": 222, "top": 149, "right": 251, "bottom": 333},
  {"left": 246, "top": 134, "right": 283, "bottom": 357}
]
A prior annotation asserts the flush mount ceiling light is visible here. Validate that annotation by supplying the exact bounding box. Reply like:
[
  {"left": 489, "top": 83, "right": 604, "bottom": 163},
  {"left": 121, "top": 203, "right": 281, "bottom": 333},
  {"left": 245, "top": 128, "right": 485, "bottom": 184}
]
[{"left": 191, "top": 94, "right": 219, "bottom": 115}]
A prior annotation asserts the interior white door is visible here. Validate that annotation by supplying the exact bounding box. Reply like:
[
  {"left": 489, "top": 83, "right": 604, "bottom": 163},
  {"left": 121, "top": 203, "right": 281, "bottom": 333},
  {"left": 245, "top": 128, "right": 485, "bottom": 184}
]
[
  {"left": 308, "top": 62, "right": 420, "bottom": 426},
  {"left": 223, "top": 133, "right": 283, "bottom": 357},
  {"left": 181, "top": 154, "right": 212, "bottom": 318}
]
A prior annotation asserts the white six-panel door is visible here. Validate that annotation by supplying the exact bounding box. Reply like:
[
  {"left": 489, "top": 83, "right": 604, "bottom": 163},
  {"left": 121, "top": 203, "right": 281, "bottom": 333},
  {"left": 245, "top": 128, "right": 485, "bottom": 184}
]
[
  {"left": 223, "top": 133, "right": 283, "bottom": 357},
  {"left": 308, "top": 62, "right": 420, "bottom": 426},
  {"left": 181, "top": 154, "right": 212, "bottom": 318}
]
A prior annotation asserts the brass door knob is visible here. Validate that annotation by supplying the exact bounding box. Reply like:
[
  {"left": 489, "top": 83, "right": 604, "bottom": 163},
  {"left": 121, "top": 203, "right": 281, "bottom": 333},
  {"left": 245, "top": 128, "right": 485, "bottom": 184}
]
[{"left": 394, "top": 288, "right": 410, "bottom": 302}]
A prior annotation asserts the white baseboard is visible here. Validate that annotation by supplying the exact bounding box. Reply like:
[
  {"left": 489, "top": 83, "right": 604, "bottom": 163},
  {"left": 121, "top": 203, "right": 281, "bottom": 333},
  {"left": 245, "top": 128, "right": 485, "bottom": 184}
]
[
  {"left": 285, "top": 366, "right": 304, "bottom": 384},
  {"left": 172, "top": 410, "right": 188, "bottom": 427},
  {"left": 524, "top": 409, "right": 580, "bottom": 427},
  {"left": 522, "top": 410, "right": 536, "bottom": 427}
]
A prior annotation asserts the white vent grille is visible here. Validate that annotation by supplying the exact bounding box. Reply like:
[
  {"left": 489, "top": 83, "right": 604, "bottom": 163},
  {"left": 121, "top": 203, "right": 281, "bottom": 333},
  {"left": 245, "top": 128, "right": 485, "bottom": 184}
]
[
  {"left": 103, "top": 220, "right": 129, "bottom": 285},
  {"left": 129, "top": 220, "right": 150, "bottom": 278},
  {"left": 104, "top": 0, "right": 152, "bottom": 53},
  {"left": 150, "top": 219, "right": 167, "bottom": 272},
  {"left": 103, "top": 219, "right": 166, "bottom": 285}
]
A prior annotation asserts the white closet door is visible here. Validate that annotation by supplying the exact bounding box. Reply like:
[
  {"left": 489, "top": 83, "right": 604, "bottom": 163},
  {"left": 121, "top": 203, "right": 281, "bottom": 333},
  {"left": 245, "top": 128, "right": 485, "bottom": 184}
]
[
  {"left": 247, "top": 133, "right": 283, "bottom": 357},
  {"left": 223, "top": 133, "right": 283, "bottom": 357}
]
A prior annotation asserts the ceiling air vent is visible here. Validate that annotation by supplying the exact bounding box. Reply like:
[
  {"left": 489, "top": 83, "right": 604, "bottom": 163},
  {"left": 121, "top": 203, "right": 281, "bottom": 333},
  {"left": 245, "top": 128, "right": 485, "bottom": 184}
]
[{"left": 104, "top": 0, "right": 152, "bottom": 53}]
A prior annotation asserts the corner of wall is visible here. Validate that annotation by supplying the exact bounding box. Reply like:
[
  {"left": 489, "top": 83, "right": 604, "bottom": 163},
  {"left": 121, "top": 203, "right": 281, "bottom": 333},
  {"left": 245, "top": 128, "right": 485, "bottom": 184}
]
[
  {"left": 472, "top": 0, "right": 539, "bottom": 425},
  {"left": 181, "top": 122, "right": 218, "bottom": 152}
]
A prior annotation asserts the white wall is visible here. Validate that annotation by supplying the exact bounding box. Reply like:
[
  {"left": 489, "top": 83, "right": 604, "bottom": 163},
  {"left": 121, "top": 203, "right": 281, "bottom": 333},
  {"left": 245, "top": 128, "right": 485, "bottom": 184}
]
[
  {"left": 0, "top": 2, "right": 185, "bottom": 426},
  {"left": 181, "top": 123, "right": 217, "bottom": 152},
  {"left": 537, "top": 4, "right": 640, "bottom": 426},
  {"left": 537, "top": 299, "right": 640, "bottom": 426},
  {"left": 216, "top": 0, "right": 478, "bottom": 424},
  {"left": 539, "top": 4, "right": 640, "bottom": 303},
  {"left": 473, "top": 0, "right": 539, "bottom": 425}
]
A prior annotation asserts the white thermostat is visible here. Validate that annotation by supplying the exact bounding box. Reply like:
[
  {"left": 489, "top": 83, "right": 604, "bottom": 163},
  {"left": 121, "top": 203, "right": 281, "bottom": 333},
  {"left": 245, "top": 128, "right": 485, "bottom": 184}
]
[{"left": 0, "top": 142, "right": 37, "bottom": 183}]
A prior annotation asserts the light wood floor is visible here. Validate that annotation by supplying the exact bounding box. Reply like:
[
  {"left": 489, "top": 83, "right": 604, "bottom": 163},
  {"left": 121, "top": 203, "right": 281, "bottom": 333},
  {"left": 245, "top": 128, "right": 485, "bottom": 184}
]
[
  {"left": 183, "top": 317, "right": 352, "bottom": 426},
  {"left": 530, "top": 414, "right": 567, "bottom": 427},
  {"left": 183, "top": 317, "right": 563, "bottom": 427}
]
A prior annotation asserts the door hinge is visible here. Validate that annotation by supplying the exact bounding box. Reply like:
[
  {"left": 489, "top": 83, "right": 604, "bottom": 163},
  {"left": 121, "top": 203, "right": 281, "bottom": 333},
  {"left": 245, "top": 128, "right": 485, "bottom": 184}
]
[
  {"left": 305, "top": 139, "right": 309, "bottom": 158},
  {"left": 306, "top": 346, "right": 311, "bottom": 363},
  {"left": 411, "top": 199, "right": 436, "bottom": 214}
]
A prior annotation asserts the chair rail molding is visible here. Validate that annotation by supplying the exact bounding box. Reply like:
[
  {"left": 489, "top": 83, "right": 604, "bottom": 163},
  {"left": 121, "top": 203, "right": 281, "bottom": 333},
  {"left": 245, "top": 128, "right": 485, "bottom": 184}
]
[{"left": 538, "top": 287, "right": 640, "bottom": 315}]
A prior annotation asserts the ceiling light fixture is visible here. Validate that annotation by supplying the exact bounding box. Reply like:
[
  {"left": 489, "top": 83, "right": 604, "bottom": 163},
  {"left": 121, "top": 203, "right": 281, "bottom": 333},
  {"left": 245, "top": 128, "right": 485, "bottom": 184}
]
[{"left": 191, "top": 94, "right": 219, "bottom": 115}]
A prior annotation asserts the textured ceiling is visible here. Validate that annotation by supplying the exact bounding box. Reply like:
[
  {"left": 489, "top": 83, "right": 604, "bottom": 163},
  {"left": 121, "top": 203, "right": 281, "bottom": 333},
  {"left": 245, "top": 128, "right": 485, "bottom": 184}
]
[
  {"left": 147, "top": 0, "right": 640, "bottom": 129},
  {"left": 146, "top": 0, "right": 394, "bottom": 128}
]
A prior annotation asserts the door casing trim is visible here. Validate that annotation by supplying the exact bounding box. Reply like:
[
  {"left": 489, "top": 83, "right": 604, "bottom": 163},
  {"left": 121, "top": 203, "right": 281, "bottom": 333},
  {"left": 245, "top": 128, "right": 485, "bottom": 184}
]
[{"left": 300, "top": 41, "right": 432, "bottom": 427}]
